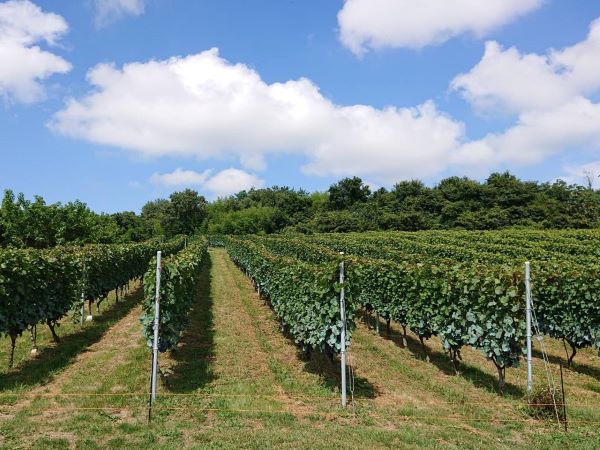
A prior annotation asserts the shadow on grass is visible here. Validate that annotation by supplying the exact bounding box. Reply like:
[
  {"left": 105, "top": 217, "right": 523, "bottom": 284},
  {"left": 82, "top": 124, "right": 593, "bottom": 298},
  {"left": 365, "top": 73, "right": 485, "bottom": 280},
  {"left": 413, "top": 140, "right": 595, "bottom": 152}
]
[
  {"left": 364, "top": 312, "right": 525, "bottom": 399},
  {"left": 532, "top": 348, "right": 600, "bottom": 382},
  {"left": 299, "top": 348, "right": 378, "bottom": 399},
  {"left": 0, "top": 287, "right": 142, "bottom": 392},
  {"left": 251, "top": 285, "right": 378, "bottom": 399},
  {"left": 165, "top": 255, "right": 215, "bottom": 392}
]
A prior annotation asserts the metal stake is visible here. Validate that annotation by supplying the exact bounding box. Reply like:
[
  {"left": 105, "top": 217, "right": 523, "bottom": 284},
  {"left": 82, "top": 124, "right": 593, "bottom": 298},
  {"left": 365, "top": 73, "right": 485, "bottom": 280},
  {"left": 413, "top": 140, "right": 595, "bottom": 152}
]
[
  {"left": 151, "top": 251, "right": 162, "bottom": 403},
  {"left": 560, "top": 363, "right": 568, "bottom": 432},
  {"left": 525, "top": 261, "right": 533, "bottom": 395},
  {"left": 80, "top": 290, "right": 85, "bottom": 326},
  {"left": 80, "top": 262, "right": 86, "bottom": 326},
  {"left": 339, "top": 253, "right": 347, "bottom": 407}
]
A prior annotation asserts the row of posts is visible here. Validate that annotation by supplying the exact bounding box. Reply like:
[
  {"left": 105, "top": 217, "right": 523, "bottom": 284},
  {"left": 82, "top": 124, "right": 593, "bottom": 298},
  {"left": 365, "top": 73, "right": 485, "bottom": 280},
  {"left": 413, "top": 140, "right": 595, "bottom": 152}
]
[
  {"left": 339, "top": 258, "right": 538, "bottom": 406},
  {"left": 143, "top": 251, "right": 537, "bottom": 412}
]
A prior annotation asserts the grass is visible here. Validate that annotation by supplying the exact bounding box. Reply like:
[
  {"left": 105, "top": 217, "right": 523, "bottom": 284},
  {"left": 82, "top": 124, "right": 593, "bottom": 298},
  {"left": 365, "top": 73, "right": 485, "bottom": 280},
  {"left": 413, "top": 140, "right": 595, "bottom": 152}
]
[
  {"left": 0, "top": 281, "right": 142, "bottom": 398},
  {"left": 0, "top": 248, "right": 598, "bottom": 449}
]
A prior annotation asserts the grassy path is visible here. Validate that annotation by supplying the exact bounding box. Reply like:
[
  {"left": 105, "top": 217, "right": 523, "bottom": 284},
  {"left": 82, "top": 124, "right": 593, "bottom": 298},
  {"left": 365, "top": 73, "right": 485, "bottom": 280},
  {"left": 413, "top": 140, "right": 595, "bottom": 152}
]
[{"left": 0, "top": 248, "right": 598, "bottom": 449}]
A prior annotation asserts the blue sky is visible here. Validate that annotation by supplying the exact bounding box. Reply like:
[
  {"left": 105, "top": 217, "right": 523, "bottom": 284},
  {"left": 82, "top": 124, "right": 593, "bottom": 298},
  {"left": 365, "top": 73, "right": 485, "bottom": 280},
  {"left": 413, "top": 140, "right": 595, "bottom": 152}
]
[{"left": 2, "top": 0, "right": 600, "bottom": 213}]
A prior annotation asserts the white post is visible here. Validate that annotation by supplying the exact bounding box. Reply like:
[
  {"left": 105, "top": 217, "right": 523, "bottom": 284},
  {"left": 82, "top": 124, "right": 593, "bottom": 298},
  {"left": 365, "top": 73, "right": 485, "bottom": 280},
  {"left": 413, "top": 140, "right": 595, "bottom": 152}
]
[
  {"left": 151, "top": 251, "right": 162, "bottom": 403},
  {"left": 525, "top": 261, "right": 533, "bottom": 395},
  {"left": 80, "top": 262, "right": 86, "bottom": 325},
  {"left": 80, "top": 289, "right": 85, "bottom": 325},
  {"left": 339, "top": 253, "right": 347, "bottom": 407},
  {"left": 375, "top": 311, "right": 380, "bottom": 334}
]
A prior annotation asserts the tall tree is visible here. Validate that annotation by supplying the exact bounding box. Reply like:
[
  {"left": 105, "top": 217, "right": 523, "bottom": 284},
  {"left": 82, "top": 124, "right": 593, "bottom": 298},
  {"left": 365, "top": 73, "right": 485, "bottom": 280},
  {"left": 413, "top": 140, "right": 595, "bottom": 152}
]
[
  {"left": 328, "top": 177, "right": 371, "bottom": 210},
  {"left": 163, "top": 189, "right": 208, "bottom": 236}
]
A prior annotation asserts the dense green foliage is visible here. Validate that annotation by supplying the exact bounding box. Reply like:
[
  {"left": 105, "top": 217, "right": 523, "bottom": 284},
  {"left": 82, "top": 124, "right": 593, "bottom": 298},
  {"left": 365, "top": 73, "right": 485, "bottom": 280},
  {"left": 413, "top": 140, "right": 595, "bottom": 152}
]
[
  {"left": 0, "top": 247, "right": 79, "bottom": 362},
  {"left": 3, "top": 172, "right": 599, "bottom": 247},
  {"left": 204, "top": 172, "right": 600, "bottom": 234},
  {"left": 0, "top": 190, "right": 121, "bottom": 248},
  {"left": 141, "top": 237, "right": 208, "bottom": 352},
  {"left": 301, "top": 230, "right": 600, "bottom": 366},
  {"left": 0, "top": 237, "right": 185, "bottom": 367},
  {"left": 222, "top": 236, "right": 352, "bottom": 355},
  {"left": 0, "top": 189, "right": 207, "bottom": 248},
  {"left": 221, "top": 230, "right": 600, "bottom": 392}
]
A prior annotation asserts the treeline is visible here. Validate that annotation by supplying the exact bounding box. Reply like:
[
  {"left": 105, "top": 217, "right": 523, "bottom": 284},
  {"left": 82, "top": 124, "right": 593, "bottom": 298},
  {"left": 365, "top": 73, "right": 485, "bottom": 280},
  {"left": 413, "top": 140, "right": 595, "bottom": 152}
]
[
  {"left": 0, "top": 189, "right": 208, "bottom": 248},
  {"left": 2, "top": 172, "right": 599, "bottom": 247},
  {"left": 206, "top": 172, "right": 600, "bottom": 234}
]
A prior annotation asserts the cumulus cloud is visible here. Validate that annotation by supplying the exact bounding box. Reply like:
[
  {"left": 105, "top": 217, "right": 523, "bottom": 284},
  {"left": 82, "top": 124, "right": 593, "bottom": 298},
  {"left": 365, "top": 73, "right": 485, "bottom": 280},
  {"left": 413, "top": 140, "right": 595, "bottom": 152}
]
[
  {"left": 0, "top": 0, "right": 71, "bottom": 103},
  {"left": 337, "top": 0, "right": 542, "bottom": 54},
  {"left": 203, "top": 168, "right": 265, "bottom": 197},
  {"left": 552, "top": 17, "right": 600, "bottom": 95},
  {"left": 459, "top": 99, "right": 600, "bottom": 167},
  {"left": 452, "top": 18, "right": 600, "bottom": 170},
  {"left": 452, "top": 19, "right": 600, "bottom": 115},
  {"left": 451, "top": 41, "right": 576, "bottom": 115},
  {"left": 150, "top": 168, "right": 211, "bottom": 186},
  {"left": 50, "top": 48, "right": 466, "bottom": 183},
  {"left": 93, "top": 0, "right": 144, "bottom": 27},
  {"left": 150, "top": 167, "right": 264, "bottom": 198}
]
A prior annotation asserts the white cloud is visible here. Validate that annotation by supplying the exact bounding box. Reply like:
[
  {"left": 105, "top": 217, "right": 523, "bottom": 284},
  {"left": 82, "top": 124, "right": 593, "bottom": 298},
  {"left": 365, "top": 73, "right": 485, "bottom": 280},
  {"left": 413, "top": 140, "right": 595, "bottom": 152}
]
[
  {"left": 150, "top": 167, "right": 264, "bottom": 198},
  {"left": 47, "top": 17, "right": 600, "bottom": 183},
  {"left": 150, "top": 168, "right": 211, "bottom": 186},
  {"left": 337, "top": 0, "right": 542, "bottom": 54},
  {"left": 451, "top": 41, "right": 575, "bottom": 115},
  {"left": 203, "top": 168, "right": 264, "bottom": 197},
  {"left": 460, "top": 99, "right": 600, "bottom": 167},
  {"left": 50, "top": 48, "right": 466, "bottom": 184},
  {"left": 0, "top": 0, "right": 71, "bottom": 103},
  {"left": 452, "top": 17, "right": 600, "bottom": 171},
  {"left": 93, "top": 0, "right": 144, "bottom": 27},
  {"left": 551, "top": 17, "right": 600, "bottom": 95},
  {"left": 452, "top": 18, "right": 600, "bottom": 115},
  {"left": 301, "top": 101, "right": 463, "bottom": 181}
]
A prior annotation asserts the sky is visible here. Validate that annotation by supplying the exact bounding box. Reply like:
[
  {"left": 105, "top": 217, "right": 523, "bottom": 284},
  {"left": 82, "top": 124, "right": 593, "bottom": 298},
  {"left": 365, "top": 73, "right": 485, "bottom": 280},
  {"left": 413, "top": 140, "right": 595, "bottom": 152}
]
[{"left": 2, "top": 0, "right": 600, "bottom": 213}]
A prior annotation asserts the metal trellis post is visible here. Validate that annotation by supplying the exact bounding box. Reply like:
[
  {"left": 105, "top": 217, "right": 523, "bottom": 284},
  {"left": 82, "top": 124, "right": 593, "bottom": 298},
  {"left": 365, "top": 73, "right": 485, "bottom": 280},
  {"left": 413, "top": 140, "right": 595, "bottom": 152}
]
[
  {"left": 151, "top": 251, "right": 162, "bottom": 403},
  {"left": 525, "top": 261, "right": 533, "bottom": 395},
  {"left": 339, "top": 253, "right": 347, "bottom": 407}
]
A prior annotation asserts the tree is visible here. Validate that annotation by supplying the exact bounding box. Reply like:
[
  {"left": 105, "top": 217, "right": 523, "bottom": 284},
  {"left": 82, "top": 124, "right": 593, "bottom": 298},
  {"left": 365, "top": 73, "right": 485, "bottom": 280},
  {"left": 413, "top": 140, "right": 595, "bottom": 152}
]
[
  {"left": 311, "top": 210, "right": 369, "bottom": 233},
  {"left": 0, "top": 190, "right": 123, "bottom": 247},
  {"left": 112, "top": 211, "right": 148, "bottom": 242},
  {"left": 392, "top": 180, "right": 427, "bottom": 203},
  {"left": 583, "top": 169, "right": 598, "bottom": 190},
  {"left": 141, "top": 199, "right": 170, "bottom": 237},
  {"left": 328, "top": 177, "right": 371, "bottom": 210},
  {"left": 208, "top": 206, "right": 286, "bottom": 235},
  {"left": 437, "top": 176, "right": 482, "bottom": 203},
  {"left": 163, "top": 189, "right": 207, "bottom": 237},
  {"left": 0, "top": 190, "right": 22, "bottom": 246}
]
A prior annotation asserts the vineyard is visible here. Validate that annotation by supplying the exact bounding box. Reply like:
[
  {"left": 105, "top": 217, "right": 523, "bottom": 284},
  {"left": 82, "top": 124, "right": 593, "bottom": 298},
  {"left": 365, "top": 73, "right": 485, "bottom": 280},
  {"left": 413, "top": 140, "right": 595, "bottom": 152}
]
[
  {"left": 0, "top": 230, "right": 599, "bottom": 448},
  {"left": 221, "top": 230, "right": 600, "bottom": 391},
  {"left": 0, "top": 236, "right": 186, "bottom": 367}
]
